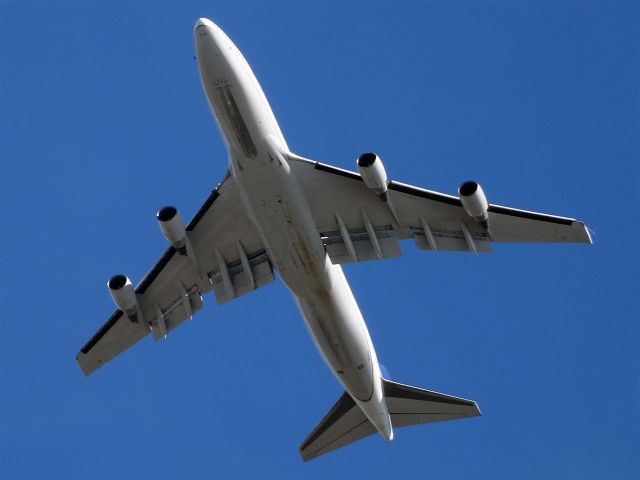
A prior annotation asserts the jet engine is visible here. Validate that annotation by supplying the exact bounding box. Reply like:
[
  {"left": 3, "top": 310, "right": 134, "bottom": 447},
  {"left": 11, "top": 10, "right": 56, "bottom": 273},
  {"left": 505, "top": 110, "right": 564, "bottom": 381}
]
[
  {"left": 458, "top": 181, "right": 489, "bottom": 225},
  {"left": 157, "top": 206, "right": 187, "bottom": 254},
  {"left": 357, "top": 152, "right": 388, "bottom": 195},
  {"left": 107, "top": 274, "right": 138, "bottom": 317}
]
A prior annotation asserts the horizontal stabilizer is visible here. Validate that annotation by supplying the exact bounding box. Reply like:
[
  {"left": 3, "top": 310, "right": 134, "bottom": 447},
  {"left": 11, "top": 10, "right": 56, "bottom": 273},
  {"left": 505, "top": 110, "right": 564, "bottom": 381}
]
[
  {"left": 299, "top": 391, "right": 375, "bottom": 462},
  {"left": 299, "top": 379, "right": 480, "bottom": 461},
  {"left": 382, "top": 379, "right": 481, "bottom": 428}
]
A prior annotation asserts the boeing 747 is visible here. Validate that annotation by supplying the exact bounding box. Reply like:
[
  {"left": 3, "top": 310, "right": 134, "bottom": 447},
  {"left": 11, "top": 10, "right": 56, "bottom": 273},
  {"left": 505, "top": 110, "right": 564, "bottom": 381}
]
[{"left": 76, "top": 18, "right": 593, "bottom": 461}]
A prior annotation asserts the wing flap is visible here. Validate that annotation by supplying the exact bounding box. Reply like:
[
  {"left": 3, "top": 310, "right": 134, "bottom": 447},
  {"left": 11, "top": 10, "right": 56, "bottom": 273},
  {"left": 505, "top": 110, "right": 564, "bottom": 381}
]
[
  {"left": 413, "top": 230, "right": 492, "bottom": 252},
  {"left": 210, "top": 250, "right": 275, "bottom": 304},
  {"left": 150, "top": 282, "right": 204, "bottom": 340},
  {"left": 323, "top": 230, "right": 403, "bottom": 264}
]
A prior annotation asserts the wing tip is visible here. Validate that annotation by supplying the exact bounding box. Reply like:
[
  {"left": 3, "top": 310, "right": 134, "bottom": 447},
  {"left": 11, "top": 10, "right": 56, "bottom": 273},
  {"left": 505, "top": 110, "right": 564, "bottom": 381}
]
[
  {"left": 299, "top": 448, "right": 313, "bottom": 462},
  {"left": 75, "top": 351, "right": 99, "bottom": 376}
]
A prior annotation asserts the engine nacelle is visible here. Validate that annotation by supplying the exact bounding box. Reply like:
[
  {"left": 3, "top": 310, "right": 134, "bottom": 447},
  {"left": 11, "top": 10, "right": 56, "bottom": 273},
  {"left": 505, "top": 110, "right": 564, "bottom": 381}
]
[
  {"left": 107, "top": 274, "right": 138, "bottom": 317},
  {"left": 157, "top": 206, "right": 187, "bottom": 254},
  {"left": 357, "top": 152, "right": 388, "bottom": 195},
  {"left": 458, "top": 181, "right": 489, "bottom": 225}
]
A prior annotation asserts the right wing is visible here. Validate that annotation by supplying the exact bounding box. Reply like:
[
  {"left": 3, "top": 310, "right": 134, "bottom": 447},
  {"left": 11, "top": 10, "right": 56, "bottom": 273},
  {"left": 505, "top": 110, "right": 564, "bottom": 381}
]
[
  {"left": 287, "top": 154, "right": 592, "bottom": 263},
  {"left": 76, "top": 172, "right": 274, "bottom": 376}
]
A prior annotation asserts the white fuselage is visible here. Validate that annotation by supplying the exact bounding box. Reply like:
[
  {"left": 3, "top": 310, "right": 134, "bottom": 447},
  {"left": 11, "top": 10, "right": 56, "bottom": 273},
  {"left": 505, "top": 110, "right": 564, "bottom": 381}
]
[{"left": 194, "top": 19, "right": 392, "bottom": 440}]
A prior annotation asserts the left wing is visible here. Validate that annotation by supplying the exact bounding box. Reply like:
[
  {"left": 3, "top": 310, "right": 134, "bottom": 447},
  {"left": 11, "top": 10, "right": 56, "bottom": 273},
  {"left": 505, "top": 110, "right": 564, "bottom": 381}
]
[
  {"left": 77, "top": 172, "right": 274, "bottom": 376},
  {"left": 288, "top": 154, "right": 592, "bottom": 264}
]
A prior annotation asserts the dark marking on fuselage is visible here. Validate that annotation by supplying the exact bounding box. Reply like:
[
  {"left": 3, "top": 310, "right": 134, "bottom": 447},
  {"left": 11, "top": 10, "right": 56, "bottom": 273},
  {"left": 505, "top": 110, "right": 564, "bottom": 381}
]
[{"left": 213, "top": 85, "right": 257, "bottom": 158}]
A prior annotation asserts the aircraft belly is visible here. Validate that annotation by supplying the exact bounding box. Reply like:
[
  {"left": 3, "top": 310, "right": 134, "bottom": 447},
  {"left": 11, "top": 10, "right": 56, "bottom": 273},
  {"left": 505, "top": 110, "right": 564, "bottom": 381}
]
[
  {"left": 233, "top": 157, "right": 374, "bottom": 401},
  {"left": 202, "top": 20, "right": 379, "bottom": 407},
  {"left": 232, "top": 155, "right": 325, "bottom": 286},
  {"left": 294, "top": 267, "right": 375, "bottom": 402}
]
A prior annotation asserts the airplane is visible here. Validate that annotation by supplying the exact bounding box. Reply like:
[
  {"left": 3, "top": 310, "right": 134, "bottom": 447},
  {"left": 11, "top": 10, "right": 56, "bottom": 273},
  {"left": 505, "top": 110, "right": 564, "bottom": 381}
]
[{"left": 76, "top": 18, "right": 594, "bottom": 461}]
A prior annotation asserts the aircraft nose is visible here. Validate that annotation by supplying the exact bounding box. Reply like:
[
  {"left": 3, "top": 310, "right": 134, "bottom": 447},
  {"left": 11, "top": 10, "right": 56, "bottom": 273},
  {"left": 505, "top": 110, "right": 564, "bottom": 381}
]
[
  {"left": 194, "top": 17, "right": 223, "bottom": 60},
  {"left": 194, "top": 17, "right": 215, "bottom": 33},
  {"left": 194, "top": 18, "right": 227, "bottom": 50}
]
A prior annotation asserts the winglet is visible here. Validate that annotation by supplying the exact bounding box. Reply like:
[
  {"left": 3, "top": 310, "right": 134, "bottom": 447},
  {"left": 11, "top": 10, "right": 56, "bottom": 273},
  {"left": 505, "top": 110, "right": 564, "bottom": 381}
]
[{"left": 585, "top": 226, "right": 598, "bottom": 244}]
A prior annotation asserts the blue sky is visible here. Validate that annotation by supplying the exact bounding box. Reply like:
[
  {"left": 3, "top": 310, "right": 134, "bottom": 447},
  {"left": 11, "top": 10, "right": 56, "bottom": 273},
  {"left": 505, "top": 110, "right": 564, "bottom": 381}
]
[{"left": 1, "top": 2, "right": 638, "bottom": 479}]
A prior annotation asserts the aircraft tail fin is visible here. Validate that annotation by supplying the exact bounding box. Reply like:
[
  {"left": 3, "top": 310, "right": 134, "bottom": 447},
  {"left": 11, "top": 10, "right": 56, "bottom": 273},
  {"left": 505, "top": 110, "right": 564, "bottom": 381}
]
[{"left": 299, "top": 379, "right": 481, "bottom": 461}]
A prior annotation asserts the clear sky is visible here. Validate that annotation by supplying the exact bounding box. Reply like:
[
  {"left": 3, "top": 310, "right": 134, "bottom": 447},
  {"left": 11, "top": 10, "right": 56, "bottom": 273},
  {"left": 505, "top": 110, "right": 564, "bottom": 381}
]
[{"left": 1, "top": 2, "right": 638, "bottom": 479}]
